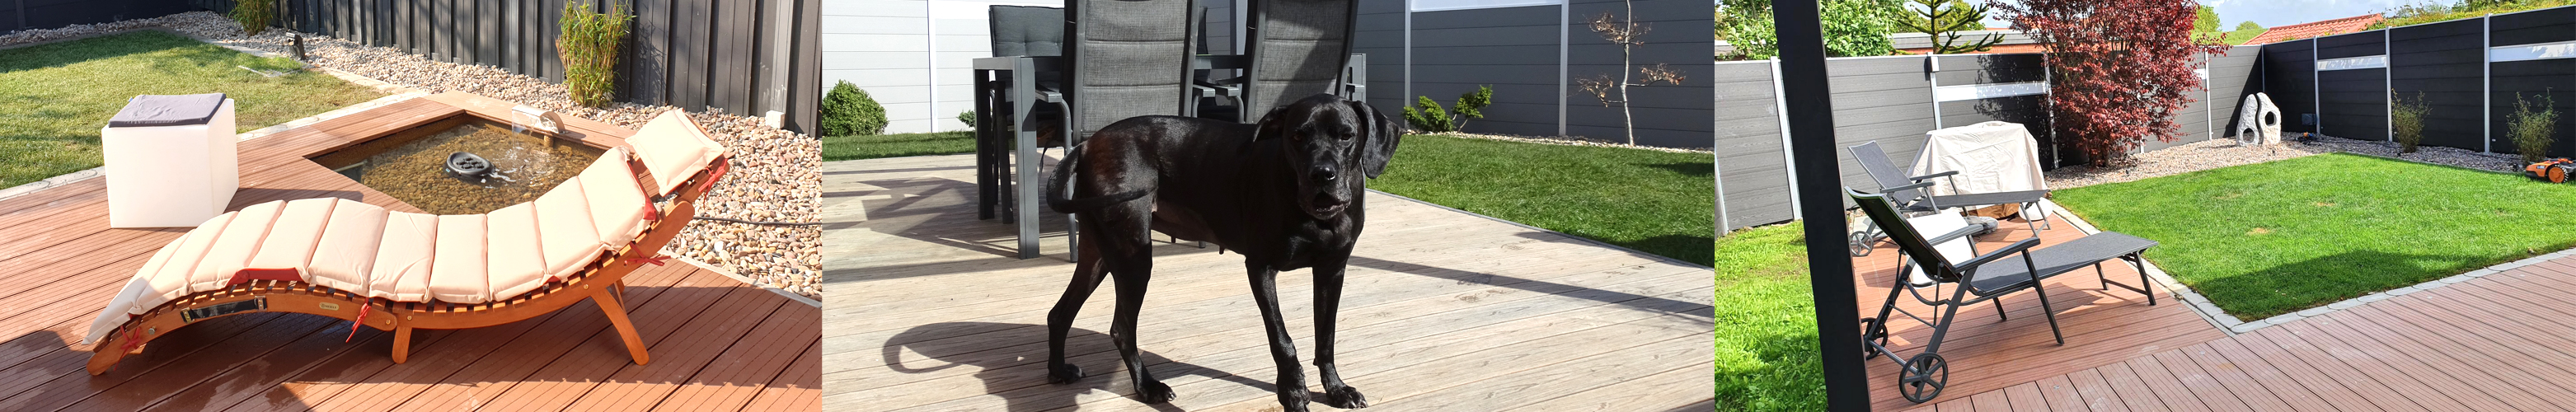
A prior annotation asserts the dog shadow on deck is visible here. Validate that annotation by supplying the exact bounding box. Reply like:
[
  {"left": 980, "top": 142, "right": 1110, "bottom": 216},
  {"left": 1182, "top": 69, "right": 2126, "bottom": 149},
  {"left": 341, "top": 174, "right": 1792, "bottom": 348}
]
[{"left": 886, "top": 321, "right": 1270, "bottom": 411}]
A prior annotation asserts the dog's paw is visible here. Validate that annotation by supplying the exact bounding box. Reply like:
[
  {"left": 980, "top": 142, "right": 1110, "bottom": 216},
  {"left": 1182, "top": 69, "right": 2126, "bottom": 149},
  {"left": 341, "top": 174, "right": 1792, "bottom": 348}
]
[
  {"left": 1138, "top": 379, "right": 1178, "bottom": 403},
  {"left": 1048, "top": 363, "right": 1083, "bottom": 384},
  {"left": 1321, "top": 385, "right": 1369, "bottom": 409}
]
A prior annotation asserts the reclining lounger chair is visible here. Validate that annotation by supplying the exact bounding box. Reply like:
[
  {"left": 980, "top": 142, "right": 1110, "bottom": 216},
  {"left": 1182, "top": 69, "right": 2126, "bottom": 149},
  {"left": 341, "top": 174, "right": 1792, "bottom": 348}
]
[
  {"left": 1847, "top": 141, "right": 2053, "bottom": 256},
  {"left": 1848, "top": 185, "right": 2157, "bottom": 403},
  {"left": 81, "top": 110, "right": 730, "bottom": 375}
]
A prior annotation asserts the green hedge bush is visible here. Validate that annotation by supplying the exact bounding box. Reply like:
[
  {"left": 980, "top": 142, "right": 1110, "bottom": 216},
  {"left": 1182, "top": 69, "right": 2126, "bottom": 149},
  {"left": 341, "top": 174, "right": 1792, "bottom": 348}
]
[
  {"left": 231, "top": 0, "right": 276, "bottom": 36},
  {"left": 822, "top": 81, "right": 888, "bottom": 136}
]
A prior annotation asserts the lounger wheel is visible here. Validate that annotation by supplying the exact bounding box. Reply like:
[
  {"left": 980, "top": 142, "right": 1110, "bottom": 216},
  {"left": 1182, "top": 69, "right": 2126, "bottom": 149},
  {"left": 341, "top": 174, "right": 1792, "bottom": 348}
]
[
  {"left": 1849, "top": 232, "right": 1875, "bottom": 256},
  {"left": 1899, "top": 353, "right": 1948, "bottom": 403},
  {"left": 1858, "top": 317, "right": 1889, "bottom": 359}
]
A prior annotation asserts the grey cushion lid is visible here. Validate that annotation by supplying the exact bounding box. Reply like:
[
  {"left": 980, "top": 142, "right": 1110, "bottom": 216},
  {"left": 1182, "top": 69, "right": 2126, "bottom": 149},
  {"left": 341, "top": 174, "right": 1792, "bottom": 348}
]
[{"left": 109, "top": 93, "right": 227, "bottom": 128}]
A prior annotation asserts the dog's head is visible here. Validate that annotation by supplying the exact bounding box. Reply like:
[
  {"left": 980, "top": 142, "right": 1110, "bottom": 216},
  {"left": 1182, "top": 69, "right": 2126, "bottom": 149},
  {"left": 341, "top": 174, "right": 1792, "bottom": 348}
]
[{"left": 1255, "top": 94, "right": 1403, "bottom": 220}]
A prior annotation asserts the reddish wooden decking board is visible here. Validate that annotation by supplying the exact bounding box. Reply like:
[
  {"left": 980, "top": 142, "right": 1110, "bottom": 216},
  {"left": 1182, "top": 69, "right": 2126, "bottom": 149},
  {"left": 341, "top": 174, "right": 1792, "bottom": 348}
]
[
  {"left": 1905, "top": 226, "right": 2576, "bottom": 411},
  {"left": 1853, "top": 213, "right": 2230, "bottom": 410},
  {"left": 0, "top": 94, "right": 819, "bottom": 411}
]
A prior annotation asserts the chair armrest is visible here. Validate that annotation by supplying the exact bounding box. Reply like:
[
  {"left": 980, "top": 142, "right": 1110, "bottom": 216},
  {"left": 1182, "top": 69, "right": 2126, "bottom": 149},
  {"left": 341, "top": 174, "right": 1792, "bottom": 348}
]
[
  {"left": 1881, "top": 180, "right": 1936, "bottom": 194},
  {"left": 1909, "top": 171, "right": 1960, "bottom": 181},
  {"left": 1954, "top": 237, "right": 2041, "bottom": 270},
  {"left": 1923, "top": 223, "right": 1983, "bottom": 245}
]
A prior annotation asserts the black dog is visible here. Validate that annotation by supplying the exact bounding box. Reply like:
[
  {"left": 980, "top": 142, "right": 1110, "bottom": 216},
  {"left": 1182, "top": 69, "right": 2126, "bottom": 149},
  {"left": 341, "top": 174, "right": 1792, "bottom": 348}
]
[{"left": 1044, "top": 94, "right": 1400, "bottom": 411}]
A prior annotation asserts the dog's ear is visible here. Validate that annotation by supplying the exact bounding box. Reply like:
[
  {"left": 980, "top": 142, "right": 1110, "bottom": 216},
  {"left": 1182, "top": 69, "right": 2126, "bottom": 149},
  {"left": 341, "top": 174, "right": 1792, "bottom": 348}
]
[
  {"left": 1253, "top": 105, "right": 1291, "bottom": 141},
  {"left": 1354, "top": 100, "right": 1402, "bottom": 178}
]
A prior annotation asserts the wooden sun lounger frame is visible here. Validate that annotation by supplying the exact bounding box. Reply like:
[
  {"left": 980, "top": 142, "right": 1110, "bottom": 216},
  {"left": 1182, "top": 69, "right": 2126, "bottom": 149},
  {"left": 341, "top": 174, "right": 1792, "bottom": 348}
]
[{"left": 86, "top": 153, "right": 734, "bottom": 375}]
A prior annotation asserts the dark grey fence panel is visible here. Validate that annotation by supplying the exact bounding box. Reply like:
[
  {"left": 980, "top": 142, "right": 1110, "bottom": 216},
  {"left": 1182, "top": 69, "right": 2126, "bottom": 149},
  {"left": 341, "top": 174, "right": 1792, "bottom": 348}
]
[
  {"left": 2157, "top": 51, "right": 2212, "bottom": 149},
  {"left": 2490, "top": 60, "right": 2576, "bottom": 157},
  {"left": 1409, "top": 6, "right": 1560, "bottom": 138},
  {"left": 1826, "top": 56, "right": 1935, "bottom": 195},
  {"left": 1931, "top": 54, "right": 2062, "bottom": 163},
  {"left": 2490, "top": 10, "right": 2576, "bottom": 157},
  {"left": 2316, "top": 31, "right": 2388, "bottom": 140},
  {"left": 1563, "top": 0, "right": 1714, "bottom": 147},
  {"left": 2390, "top": 18, "right": 2485, "bottom": 151},
  {"left": 2262, "top": 40, "right": 2318, "bottom": 133},
  {"left": 1715, "top": 61, "right": 1790, "bottom": 232},
  {"left": 6, "top": 0, "right": 190, "bottom": 32},
  {"left": 2492, "top": 7, "right": 2576, "bottom": 45},
  {"left": 2210, "top": 45, "right": 2262, "bottom": 143}
]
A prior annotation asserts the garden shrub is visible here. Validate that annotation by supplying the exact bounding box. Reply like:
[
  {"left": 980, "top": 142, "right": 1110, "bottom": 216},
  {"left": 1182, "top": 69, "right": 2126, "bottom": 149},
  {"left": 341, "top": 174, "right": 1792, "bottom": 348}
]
[
  {"left": 957, "top": 110, "right": 976, "bottom": 129},
  {"left": 2391, "top": 91, "right": 2428, "bottom": 154},
  {"left": 1402, "top": 85, "right": 1492, "bottom": 133},
  {"left": 231, "top": 0, "right": 276, "bottom": 36},
  {"left": 556, "top": 2, "right": 631, "bottom": 108},
  {"left": 2513, "top": 91, "right": 2560, "bottom": 164},
  {"left": 821, "top": 81, "right": 888, "bottom": 136}
]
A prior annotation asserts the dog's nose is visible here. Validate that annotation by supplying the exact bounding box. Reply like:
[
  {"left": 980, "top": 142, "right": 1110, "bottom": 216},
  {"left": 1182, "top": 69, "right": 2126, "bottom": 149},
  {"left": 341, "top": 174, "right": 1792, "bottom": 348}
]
[{"left": 1311, "top": 166, "right": 1337, "bottom": 182}]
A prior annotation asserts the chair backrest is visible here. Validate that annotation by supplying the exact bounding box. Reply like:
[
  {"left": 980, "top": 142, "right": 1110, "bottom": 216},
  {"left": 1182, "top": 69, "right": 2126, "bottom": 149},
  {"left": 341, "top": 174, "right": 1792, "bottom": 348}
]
[
  {"left": 989, "top": 6, "right": 1064, "bottom": 58},
  {"left": 1065, "top": 0, "right": 1199, "bottom": 138},
  {"left": 1848, "top": 141, "right": 1929, "bottom": 207},
  {"left": 1241, "top": 0, "right": 1358, "bottom": 119},
  {"left": 1850, "top": 187, "right": 1962, "bottom": 283}
]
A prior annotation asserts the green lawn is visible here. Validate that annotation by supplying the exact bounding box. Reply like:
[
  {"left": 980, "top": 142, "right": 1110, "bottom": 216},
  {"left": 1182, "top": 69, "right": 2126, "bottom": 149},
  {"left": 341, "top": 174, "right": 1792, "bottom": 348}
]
[
  {"left": 1370, "top": 135, "right": 1714, "bottom": 265},
  {"left": 1715, "top": 222, "right": 1823, "bottom": 411},
  {"left": 2055, "top": 153, "right": 2576, "bottom": 319},
  {"left": 0, "top": 30, "right": 382, "bottom": 188},
  {"left": 821, "top": 131, "right": 974, "bottom": 162}
]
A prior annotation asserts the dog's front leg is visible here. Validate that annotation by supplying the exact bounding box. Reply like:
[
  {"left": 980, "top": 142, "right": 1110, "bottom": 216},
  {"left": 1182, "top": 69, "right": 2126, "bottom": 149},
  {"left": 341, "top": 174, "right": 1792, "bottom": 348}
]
[
  {"left": 1312, "top": 259, "right": 1367, "bottom": 409},
  {"left": 1246, "top": 262, "right": 1313, "bottom": 411}
]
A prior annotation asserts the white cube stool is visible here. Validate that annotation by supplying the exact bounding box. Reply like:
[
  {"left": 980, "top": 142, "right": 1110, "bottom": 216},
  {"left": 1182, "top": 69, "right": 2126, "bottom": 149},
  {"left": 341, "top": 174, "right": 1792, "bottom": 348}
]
[{"left": 100, "top": 94, "right": 238, "bottom": 228}]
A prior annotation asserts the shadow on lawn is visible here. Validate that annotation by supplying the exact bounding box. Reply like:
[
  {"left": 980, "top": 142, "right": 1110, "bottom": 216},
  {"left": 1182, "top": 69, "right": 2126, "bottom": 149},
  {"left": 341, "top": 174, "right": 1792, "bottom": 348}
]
[{"left": 2189, "top": 248, "right": 2490, "bottom": 319}]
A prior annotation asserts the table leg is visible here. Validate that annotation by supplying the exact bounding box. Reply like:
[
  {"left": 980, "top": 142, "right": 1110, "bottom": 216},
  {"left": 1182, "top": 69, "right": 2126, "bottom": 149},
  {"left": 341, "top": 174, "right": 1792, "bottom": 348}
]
[
  {"left": 1012, "top": 59, "right": 1042, "bottom": 259},
  {"left": 975, "top": 69, "right": 997, "bottom": 220}
]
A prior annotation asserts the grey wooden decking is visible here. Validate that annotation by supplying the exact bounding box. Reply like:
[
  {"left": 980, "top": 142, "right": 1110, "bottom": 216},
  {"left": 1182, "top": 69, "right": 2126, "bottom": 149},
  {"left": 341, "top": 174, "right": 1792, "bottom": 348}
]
[{"left": 820, "top": 154, "right": 1715, "bottom": 410}]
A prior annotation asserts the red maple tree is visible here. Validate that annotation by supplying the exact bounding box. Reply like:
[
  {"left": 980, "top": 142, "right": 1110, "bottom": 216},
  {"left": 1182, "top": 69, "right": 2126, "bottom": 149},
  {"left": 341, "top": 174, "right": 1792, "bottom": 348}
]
[{"left": 1990, "top": 0, "right": 2226, "bottom": 166}]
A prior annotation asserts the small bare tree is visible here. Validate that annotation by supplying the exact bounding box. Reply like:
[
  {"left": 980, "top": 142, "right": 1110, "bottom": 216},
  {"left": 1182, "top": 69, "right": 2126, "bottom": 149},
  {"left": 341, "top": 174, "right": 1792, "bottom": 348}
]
[{"left": 1575, "top": 0, "right": 1684, "bottom": 145}]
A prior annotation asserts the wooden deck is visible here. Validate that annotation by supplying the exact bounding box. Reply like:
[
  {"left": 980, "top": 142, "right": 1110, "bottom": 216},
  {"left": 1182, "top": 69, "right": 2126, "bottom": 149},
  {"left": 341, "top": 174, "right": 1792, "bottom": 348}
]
[
  {"left": 1898, "top": 244, "right": 2576, "bottom": 411},
  {"left": 0, "top": 93, "right": 818, "bottom": 411},
  {"left": 1855, "top": 213, "right": 2229, "bottom": 410},
  {"left": 821, "top": 154, "right": 1715, "bottom": 411}
]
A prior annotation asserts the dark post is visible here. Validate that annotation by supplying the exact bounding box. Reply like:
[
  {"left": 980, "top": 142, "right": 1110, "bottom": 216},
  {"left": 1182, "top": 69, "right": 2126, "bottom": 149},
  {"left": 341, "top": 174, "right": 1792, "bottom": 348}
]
[{"left": 1771, "top": 0, "right": 1869, "bottom": 410}]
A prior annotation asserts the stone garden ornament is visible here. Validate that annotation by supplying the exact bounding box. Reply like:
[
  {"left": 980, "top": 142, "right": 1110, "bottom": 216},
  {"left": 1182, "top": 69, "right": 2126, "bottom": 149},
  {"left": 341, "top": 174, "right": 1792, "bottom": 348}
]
[{"left": 2236, "top": 92, "right": 2282, "bottom": 146}]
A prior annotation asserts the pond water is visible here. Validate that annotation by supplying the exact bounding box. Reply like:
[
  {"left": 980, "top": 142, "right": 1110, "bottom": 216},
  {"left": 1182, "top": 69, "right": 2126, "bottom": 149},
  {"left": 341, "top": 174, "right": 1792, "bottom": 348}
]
[{"left": 331, "top": 119, "right": 603, "bottom": 214}]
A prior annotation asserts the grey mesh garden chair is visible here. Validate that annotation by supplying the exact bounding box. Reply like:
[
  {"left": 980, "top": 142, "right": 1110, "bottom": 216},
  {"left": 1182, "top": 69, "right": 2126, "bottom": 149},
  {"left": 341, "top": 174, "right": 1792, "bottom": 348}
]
[
  {"left": 1847, "top": 140, "right": 2052, "bottom": 255},
  {"left": 1194, "top": 0, "right": 1362, "bottom": 122},
  {"left": 1037, "top": 0, "right": 1199, "bottom": 258},
  {"left": 1850, "top": 185, "right": 2159, "bottom": 404},
  {"left": 987, "top": 5, "right": 1065, "bottom": 138}
]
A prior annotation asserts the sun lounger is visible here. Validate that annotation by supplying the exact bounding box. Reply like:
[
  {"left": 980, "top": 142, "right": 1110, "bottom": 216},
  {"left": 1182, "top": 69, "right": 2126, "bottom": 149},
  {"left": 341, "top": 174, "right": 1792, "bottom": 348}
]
[
  {"left": 82, "top": 110, "right": 730, "bottom": 375},
  {"left": 1848, "top": 185, "right": 2156, "bottom": 403},
  {"left": 1846, "top": 141, "right": 2053, "bottom": 256}
]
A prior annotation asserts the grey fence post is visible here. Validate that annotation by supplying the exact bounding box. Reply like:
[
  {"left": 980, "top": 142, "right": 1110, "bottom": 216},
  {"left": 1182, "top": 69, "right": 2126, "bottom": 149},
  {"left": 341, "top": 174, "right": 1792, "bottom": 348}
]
[
  {"left": 2485, "top": 14, "right": 2494, "bottom": 152},
  {"left": 1770, "top": 58, "right": 1801, "bottom": 220},
  {"left": 2386, "top": 29, "right": 2393, "bottom": 142},
  {"left": 1928, "top": 55, "right": 1942, "bottom": 129},
  {"left": 2314, "top": 38, "right": 2321, "bottom": 136}
]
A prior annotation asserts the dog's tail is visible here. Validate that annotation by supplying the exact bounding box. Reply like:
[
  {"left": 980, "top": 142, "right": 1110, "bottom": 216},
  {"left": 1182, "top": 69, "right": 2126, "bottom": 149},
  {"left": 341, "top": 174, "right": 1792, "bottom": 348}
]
[{"left": 1045, "top": 143, "right": 1152, "bottom": 213}]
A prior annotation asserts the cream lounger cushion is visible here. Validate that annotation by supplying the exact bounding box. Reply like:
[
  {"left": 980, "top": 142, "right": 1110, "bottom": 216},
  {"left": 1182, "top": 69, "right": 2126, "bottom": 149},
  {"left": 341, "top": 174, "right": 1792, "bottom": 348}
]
[{"left": 83, "top": 110, "right": 724, "bottom": 345}]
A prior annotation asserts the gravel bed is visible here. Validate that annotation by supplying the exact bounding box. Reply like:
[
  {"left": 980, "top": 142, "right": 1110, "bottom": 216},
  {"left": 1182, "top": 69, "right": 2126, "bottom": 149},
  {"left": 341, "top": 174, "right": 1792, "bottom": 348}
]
[
  {"left": 12, "top": 12, "right": 822, "bottom": 297},
  {"left": 2044, "top": 134, "right": 2524, "bottom": 190}
]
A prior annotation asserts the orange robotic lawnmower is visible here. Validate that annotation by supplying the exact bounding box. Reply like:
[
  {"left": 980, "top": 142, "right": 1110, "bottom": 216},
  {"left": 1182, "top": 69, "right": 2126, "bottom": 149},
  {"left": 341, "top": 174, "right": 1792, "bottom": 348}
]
[{"left": 2530, "top": 158, "right": 2576, "bottom": 183}]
